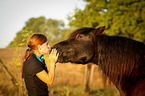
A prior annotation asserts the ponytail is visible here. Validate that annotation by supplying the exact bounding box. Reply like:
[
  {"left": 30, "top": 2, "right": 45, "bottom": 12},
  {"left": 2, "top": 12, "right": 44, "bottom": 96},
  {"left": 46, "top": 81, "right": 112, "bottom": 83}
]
[
  {"left": 21, "top": 48, "right": 33, "bottom": 78},
  {"left": 21, "top": 33, "right": 47, "bottom": 78}
]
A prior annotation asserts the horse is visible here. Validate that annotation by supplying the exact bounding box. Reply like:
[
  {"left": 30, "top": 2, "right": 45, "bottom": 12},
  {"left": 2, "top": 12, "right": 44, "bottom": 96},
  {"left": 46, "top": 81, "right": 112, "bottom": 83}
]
[{"left": 52, "top": 26, "right": 145, "bottom": 96}]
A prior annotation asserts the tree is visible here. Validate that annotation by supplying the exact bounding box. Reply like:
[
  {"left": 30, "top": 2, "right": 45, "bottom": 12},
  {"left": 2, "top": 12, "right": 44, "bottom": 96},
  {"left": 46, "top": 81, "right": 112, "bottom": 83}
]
[
  {"left": 106, "top": 0, "right": 145, "bottom": 42},
  {"left": 8, "top": 28, "right": 33, "bottom": 47},
  {"left": 60, "top": 28, "right": 73, "bottom": 41},
  {"left": 40, "top": 19, "right": 65, "bottom": 44},
  {"left": 8, "top": 16, "right": 46, "bottom": 47},
  {"left": 23, "top": 16, "right": 46, "bottom": 33},
  {"left": 68, "top": 0, "right": 145, "bottom": 42},
  {"left": 7, "top": 16, "right": 72, "bottom": 47},
  {"left": 68, "top": 0, "right": 107, "bottom": 27}
]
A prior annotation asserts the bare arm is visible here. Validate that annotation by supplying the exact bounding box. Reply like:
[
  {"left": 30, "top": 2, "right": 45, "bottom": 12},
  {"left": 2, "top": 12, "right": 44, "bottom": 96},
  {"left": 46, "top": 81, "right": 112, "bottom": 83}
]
[{"left": 36, "top": 49, "right": 59, "bottom": 85}]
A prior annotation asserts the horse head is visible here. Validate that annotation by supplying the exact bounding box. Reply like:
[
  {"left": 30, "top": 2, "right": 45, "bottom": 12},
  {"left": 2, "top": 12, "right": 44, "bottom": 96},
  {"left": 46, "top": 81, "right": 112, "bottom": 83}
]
[{"left": 52, "top": 26, "right": 105, "bottom": 64}]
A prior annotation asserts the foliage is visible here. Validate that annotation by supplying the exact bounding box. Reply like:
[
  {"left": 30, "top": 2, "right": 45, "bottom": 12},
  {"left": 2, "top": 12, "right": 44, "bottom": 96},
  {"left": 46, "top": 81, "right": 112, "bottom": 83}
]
[
  {"left": 68, "top": 0, "right": 145, "bottom": 42},
  {"left": 0, "top": 48, "right": 27, "bottom": 96},
  {"left": 8, "top": 28, "right": 33, "bottom": 47},
  {"left": 12, "top": 48, "right": 27, "bottom": 95},
  {"left": 23, "top": 16, "right": 46, "bottom": 33},
  {"left": 68, "top": 0, "right": 107, "bottom": 27},
  {"left": 60, "top": 28, "right": 74, "bottom": 41},
  {"left": 7, "top": 0, "right": 145, "bottom": 47},
  {"left": 7, "top": 16, "right": 72, "bottom": 47},
  {"left": 40, "top": 18, "right": 65, "bottom": 44}
]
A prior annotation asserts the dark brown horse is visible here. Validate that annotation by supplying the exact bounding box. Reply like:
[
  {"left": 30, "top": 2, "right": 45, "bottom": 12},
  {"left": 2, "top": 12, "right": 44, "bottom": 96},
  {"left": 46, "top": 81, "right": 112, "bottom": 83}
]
[{"left": 53, "top": 26, "right": 145, "bottom": 96}]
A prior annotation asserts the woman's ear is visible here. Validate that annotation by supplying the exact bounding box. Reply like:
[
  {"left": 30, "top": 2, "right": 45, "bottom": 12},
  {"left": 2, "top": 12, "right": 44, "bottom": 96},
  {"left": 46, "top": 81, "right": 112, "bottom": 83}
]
[{"left": 38, "top": 45, "right": 42, "bottom": 51}]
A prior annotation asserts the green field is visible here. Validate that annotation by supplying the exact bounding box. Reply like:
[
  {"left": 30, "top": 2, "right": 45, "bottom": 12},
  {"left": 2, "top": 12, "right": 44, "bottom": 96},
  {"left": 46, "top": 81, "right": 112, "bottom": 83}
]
[{"left": 0, "top": 48, "right": 119, "bottom": 96}]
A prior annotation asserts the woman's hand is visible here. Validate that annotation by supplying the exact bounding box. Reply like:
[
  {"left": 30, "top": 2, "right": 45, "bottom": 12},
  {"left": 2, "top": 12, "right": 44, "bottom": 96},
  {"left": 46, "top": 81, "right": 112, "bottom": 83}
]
[
  {"left": 37, "top": 49, "right": 59, "bottom": 85},
  {"left": 48, "top": 49, "right": 59, "bottom": 64}
]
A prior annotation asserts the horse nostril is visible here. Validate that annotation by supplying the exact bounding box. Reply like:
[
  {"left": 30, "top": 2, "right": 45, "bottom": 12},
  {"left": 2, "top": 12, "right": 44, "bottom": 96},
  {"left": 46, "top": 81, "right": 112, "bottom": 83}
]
[{"left": 80, "top": 57, "right": 87, "bottom": 63}]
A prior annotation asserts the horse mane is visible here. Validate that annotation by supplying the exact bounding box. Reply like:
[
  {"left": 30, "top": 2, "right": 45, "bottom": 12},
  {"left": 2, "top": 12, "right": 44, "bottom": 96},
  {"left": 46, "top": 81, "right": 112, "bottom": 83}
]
[
  {"left": 68, "top": 27, "right": 95, "bottom": 40},
  {"left": 67, "top": 27, "right": 145, "bottom": 89},
  {"left": 98, "top": 34, "right": 145, "bottom": 85}
]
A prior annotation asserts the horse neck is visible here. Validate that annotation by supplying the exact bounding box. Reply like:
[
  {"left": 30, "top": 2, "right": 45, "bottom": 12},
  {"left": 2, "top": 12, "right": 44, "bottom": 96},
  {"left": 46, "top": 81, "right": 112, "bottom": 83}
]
[{"left": 97, "top": 34, "right": 139, "bottom": 87}]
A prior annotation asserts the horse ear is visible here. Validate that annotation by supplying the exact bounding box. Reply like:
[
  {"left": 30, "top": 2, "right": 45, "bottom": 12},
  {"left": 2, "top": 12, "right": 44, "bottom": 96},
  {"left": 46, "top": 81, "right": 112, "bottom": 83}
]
[{"left": 95, "top": 26, "right": 105, "bottom": 36}]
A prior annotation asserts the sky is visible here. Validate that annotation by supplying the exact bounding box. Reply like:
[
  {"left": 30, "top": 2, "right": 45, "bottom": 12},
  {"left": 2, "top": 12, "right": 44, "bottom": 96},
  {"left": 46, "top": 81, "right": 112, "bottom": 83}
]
[{"left": 0, "top": 0, "right": 86, "bottom": 48}]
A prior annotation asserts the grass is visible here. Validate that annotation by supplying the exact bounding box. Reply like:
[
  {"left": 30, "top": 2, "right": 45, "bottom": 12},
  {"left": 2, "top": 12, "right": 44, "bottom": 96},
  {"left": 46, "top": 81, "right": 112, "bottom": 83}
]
[
  {"left": 48, "top": 87, "right": 119, "bottom": 96},
  {"left": 0, "top": 48, "right": 119, "bottom": 96}
]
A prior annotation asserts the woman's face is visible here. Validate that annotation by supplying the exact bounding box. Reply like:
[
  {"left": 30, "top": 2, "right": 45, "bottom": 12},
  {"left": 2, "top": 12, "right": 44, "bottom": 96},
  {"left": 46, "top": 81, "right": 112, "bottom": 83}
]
[{"left": 39, "top": 41, "right": 51, "bottom": 54}]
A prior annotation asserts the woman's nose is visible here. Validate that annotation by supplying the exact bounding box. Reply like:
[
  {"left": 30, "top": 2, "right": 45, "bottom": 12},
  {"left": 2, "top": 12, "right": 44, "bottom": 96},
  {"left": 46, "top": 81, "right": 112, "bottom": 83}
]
[{"left": 48, "top": 44, "right": 51, "bottom": 49}]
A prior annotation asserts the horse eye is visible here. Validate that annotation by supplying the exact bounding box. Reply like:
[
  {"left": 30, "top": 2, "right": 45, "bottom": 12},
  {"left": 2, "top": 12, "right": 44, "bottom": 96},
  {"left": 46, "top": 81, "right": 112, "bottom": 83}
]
[
  {"left": 77, "top": 35, "right": 82, "bottom": 38},
  {"left": 78, "top": 35, "right": 82, "bottom": 38}
]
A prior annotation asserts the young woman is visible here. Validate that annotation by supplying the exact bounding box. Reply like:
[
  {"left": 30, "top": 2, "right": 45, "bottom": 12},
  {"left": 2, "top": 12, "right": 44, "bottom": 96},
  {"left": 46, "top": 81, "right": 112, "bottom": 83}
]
[{"left": 21, "top": 33, "right": 59, "bottom": 96}]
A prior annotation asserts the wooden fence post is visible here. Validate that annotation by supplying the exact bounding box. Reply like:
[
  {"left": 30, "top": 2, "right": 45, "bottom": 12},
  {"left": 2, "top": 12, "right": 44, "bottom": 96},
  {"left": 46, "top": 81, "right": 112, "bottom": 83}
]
[{"left": 84, "top": 63, "right": 94, "bottom": 93}]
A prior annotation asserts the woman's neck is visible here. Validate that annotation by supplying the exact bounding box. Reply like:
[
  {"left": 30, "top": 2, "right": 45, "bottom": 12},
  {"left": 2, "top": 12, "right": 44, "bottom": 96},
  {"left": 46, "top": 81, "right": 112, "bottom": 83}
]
[{"left": 33, "top": 50, "right": 42, "bottom": 57}]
